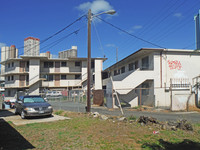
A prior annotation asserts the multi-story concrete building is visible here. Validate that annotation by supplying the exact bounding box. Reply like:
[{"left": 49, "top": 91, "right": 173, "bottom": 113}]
[
  {"left": 24, "top": 37, "right": 40, "bottom": 56},
  {"left": 194, "top": 9, "right": 200, "bottom": 50},
  {"left": 59, "top": 46, "right": 77, "bottom": 58},
  {"left": 103, "top": 48, "right": 200, "bottom": 111},
  {"left": 1, "top": 47, "right": 105, "bottom": 100},
  {"left": 1, "top": 45, "right": 18, "bottom": 80}
]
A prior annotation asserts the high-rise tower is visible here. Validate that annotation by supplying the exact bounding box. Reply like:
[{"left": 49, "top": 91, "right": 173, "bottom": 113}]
[
  {"left": 24, "top": 37, "right": 40, "bottom": 56},
  {"left": 194, "top": 10, "right": 200, "bottom": 50}
]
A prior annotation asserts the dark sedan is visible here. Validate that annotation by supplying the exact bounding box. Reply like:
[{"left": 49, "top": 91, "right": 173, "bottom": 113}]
[{"left": 14, "top": 95, "right": 53, "bottom": 119}]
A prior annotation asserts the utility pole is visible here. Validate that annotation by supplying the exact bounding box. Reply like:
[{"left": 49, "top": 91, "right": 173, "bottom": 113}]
[
  {"left": 87, "top": 9, "right": 92, "bottom": 112},
  {"left": 86, "top": 9, "right": 116, "bottom": 113}
]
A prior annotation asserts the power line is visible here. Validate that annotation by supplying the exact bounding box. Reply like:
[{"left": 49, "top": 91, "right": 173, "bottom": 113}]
[
  {"left": 96, "top": 16, "right": 165, "bottom": 49},
  {"left": 39, "top": 29, "right": 80, "bottom": 54},
  {"left": 92, "top": 20, "right": 105, "bottom": 57},
  {"left": 0, "top": 14, "right": 86, "bottom": 57},
  {"left": 19, "top": 14, "right": 86, "bottom": 56}
]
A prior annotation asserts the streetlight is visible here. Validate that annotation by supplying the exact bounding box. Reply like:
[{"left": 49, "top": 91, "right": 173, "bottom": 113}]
[{"left": 86, "top": 9, "right": 116, "bottom": 113}]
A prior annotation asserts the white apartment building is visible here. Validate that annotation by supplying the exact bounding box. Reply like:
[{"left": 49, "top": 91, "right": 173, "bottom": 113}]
[
  {"left": 103, "top": 48, "right": 200, "bottom": 111},
  {"left": 24, "top": 37, "right": 40, "bottom": 56},
  {"left": 1, "top": 51, "right": 105, "bottom": 100},
  {"left": 1, "top": 45, "right": 18, "bottom": 80}
]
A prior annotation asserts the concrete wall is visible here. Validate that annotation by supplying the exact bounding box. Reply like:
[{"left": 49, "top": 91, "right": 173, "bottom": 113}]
[
  {"left": 29, "top": 59, "right": 40, "bottom": 95},
  {"left": 95, "top": 59, "right": 103, "bottom": 90}
]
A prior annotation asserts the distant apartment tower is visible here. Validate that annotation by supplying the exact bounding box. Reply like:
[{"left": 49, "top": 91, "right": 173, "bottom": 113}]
[
  {"left": 1, "top": 45, "right": 18, "bottom": 62},
  {"left": 194, "top": 9, "right": 200, "bottom": 50},
  {"left": 24, "top": 37, "right": 40, "bottom": 56},
  {"left": 40, "top": 51, "right": 52, "bottom": 58},
  {"left": 1, "top": 45, "right": 18, "bottom": 80},
  {"left": 59, "top": 46, "right": 77, "bottom": 58}
]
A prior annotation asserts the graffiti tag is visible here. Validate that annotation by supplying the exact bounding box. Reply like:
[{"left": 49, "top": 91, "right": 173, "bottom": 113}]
[{"left": 168, "top": 60, "right": 182, "bottom": 70}]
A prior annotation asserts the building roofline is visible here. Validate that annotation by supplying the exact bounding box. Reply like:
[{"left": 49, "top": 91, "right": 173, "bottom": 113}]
[
  {"left": 0, "top": 56, "right": 107, "bottom": 64},
  {"left": 24, "top": 37, "right": 40, "bottom": 41},
  {"left": 104, "top": 48, "right": 198, "bottom": 71}
]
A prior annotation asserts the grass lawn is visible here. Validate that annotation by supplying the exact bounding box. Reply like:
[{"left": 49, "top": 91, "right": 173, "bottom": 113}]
[{"left": 4, "top": 110, "right": 200, "bottom": 150}]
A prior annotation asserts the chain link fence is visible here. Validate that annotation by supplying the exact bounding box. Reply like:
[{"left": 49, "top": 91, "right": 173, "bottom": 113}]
[{"left": 44, "top": 87, "right": 158, "bottom": 114}]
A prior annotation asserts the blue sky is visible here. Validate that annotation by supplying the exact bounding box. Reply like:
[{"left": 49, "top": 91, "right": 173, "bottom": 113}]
[{"left": 1, "top": 0, "right": 200, "bottom": 69}]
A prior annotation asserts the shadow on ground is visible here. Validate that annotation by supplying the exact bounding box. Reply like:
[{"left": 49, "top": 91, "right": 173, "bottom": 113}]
[
  {"left": 0, "top": 110, "right": 35, "bottom": 150},
  {"left": 142, "top": 139, "right": 200, "bottom": 150},
  {"left": 0, "top": 109, "right": 15, "bottom": 117}
]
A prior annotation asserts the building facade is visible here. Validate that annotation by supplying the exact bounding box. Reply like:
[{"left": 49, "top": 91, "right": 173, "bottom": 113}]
[
  {"left": 1, "top": 54, "right": 105, "bottom": 100},
  {"left": 103, "top": 48, "right": 200, "bottom": 111},
  {"left": 1, "top": 45, "right": 18, "bottom": 80},
  {"left": 59, "top": 46, "right": 77, "bottom": 58},
  {"left": 194, "top": 9, "right": 200, "bottom": 50},
  {"left": 24, "top": 37, "right": 40, "bottom": 56}
]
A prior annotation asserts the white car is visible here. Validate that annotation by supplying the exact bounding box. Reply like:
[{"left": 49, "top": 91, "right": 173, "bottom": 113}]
[{"left": 46, "top": 91, "right": 62, "bottom": 97}]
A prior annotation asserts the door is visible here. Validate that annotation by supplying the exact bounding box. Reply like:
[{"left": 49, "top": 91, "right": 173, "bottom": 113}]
[
  {"left": 19, "top": 75, "right": 25, "bottom": 87},
  {"left": 54, "top": 75, "right": 60, "bottom": 86},
  {"left": 55, "top": 62, "right": 60, "bottom": 72},
  {"left": 20, "top": 61, "right": 26, "bottom": 72}
]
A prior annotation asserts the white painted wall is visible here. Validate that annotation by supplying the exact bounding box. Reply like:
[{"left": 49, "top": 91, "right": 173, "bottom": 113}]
[
  {"left": 29, "top": 59, "right": 40, "bottom": 95},
  {"left": 95, "top": 59, "right": 103, "bottom": 90},
  {"left": 104, "top": 49, "right": 200, "bottom": 110}
]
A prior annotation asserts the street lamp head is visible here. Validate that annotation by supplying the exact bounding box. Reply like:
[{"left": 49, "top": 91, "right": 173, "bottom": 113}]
[{"left": 105, "top": 10, "right": 116, "bottom": 15}]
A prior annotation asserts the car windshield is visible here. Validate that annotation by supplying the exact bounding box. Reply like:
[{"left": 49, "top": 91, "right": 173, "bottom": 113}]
[{"left": 24, "top": 97, "right": 45, "bottom": 103}]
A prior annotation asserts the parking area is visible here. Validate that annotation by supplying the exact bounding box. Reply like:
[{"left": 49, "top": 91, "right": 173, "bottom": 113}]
[{"left": 0, "top": 109, "right": 70, "bottom": 126}]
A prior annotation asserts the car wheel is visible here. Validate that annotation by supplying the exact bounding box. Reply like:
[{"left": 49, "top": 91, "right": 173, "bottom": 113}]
[
  {"left": 14, "top": 107, "right": 18, "bottom": 115},
  {"left": 20, "top": 111, "right": 26, "bottom": 119}
]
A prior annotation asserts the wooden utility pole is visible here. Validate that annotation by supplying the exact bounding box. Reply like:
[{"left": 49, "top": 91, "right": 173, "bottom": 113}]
[{"left": 87, "top": 9, "right": 92, "bottom": 112}]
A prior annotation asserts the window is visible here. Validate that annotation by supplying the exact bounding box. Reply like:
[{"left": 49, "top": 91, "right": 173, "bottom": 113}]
[
  {"left": 129, "top": 63, "right": 134, "bottom": 71},
  {"left": 75, "top": 61, "right": 81, "bottom": 67},
  {"left": 75, "top": 74, "right": 81, "bottom": 79},
  {"left": 11, "top": 75, "right": 14, "bottom": 81},
  {"left": 114, "top": 70, "right": 118, "bottom": 76},
  {"left": 48, "top": 62, "right": 53, "bottom": 68},
  {"left": 142, "top": 82, "right": 150, "bottom": 95},
  {"left": 8, "top": 63, "right": 10, "bottom": 68},
  {"left": 61, "top": 75, "right": 67, "bottom": 80},
  {"left": 8, "top": 76, "right": 10, "bottom": 81},
  {"left": 91, "top": 61, "right": 94, "bottom": 69},
  {"left": 121, "top": 66, "right": 125, "bottom": 73},
  {"left": 8, "top": 90, "right": 11, "bottom": 96},
  {"left": 12, "top": 62, "right": 14, "bottom": 67},
  {"left": 142, "top": 56, "right": 149, "bottom": 70},
  {"left": 44, "top": 62, "right": 54, "bottom": 68},
  {"left": 135, "top": 61, "right": 139, "bottom": 69},
  {"left": 61, "top": 62, "right": 67, "bottom": 67},
  {"left": 27, "top": 61, "right": 29, "bottom": 68},
  {"left": 47, "top": 75, "right": 53, "bottom": 81},
  {"left": 44, "top": 62, "right": 48, "bottom": 68},
  {"left": 118, "top": 69, "right": 120, "bottom": 74}
]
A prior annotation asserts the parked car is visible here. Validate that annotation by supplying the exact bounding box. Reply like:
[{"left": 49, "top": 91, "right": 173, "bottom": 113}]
[
  {"left": 14, "top": 95, "right": 53, "bottom": 119},
  {"left": 46, "top": 91, "right": 62, "bottom": 97}
]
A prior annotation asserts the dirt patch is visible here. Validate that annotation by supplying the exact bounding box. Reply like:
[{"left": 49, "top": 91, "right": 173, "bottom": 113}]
[{"left": 188, "top": 105, "right": 200, "bottom": 112}]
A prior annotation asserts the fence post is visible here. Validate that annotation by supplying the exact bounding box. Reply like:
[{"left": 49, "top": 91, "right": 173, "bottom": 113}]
[
  {"left": 0, "top": 95, "right": 3, "bottom": 110},
  {"left": 140, "top": 88, "right": 142, "bottom": 111}
]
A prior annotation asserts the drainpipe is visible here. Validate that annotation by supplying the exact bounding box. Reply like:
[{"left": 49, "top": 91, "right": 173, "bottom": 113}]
[{"left": 160, "top": 51, "right": 163, "bottom": 88}]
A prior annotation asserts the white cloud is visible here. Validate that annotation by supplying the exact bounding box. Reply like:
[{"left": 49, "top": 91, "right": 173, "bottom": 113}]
[
  {"left": 128, "top": 25, "right": 142, "bottom": 33},
  {"left": 0, "top": 43, "right": 6, "bottom": 48},
  {"left": 76, "top": 0, "right": 114, "bottom": 15},
  {"left": 174, "top": 13, "right": 182, "bottom": 18}
]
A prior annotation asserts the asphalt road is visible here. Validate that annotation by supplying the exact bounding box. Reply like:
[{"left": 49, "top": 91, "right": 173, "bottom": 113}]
[{"left": 49, "top": 101, "right": 200, "bottom": 123}]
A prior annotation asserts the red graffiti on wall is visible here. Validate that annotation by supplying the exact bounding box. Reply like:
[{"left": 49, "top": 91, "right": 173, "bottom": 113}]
[{"left": 168, "top": 60, "right": 182, "bottom": 70}]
